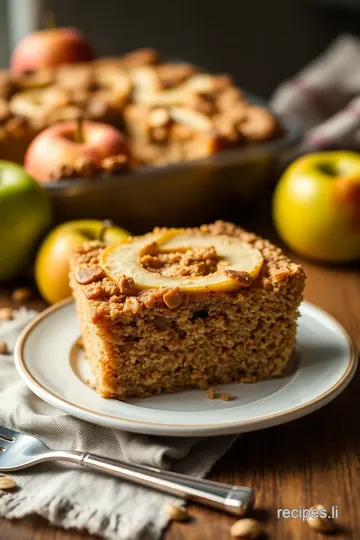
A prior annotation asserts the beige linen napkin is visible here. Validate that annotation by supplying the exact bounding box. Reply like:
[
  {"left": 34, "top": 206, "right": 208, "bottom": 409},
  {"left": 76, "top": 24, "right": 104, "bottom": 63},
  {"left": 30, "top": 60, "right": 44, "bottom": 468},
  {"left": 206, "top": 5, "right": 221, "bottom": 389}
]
[{"left": 0, "top": 309, "right": 236, "bottom": 540}]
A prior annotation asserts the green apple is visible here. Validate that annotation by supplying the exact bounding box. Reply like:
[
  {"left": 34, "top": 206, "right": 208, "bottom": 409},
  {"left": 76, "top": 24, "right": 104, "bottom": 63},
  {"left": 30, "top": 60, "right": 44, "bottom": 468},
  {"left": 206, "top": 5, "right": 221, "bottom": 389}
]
[
  {"left": 35, "top": 220, "right": 130, "bottom": 304},
  {"left": 273, "top": 151, "right": 360, "bottom": 262},
  {"left": 0, "top": 161, "right": 52, "bottom": 281}
]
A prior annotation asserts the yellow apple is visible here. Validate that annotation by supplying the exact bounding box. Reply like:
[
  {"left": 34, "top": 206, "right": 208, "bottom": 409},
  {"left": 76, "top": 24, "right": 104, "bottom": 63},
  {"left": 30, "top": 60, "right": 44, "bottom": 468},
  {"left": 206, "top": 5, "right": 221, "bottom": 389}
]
[
  {"left": 35, "top": 220, "right": 130, "bottom": 304},
  {"left": 273, "top": 151, "right": 360, "bottom": 262}
]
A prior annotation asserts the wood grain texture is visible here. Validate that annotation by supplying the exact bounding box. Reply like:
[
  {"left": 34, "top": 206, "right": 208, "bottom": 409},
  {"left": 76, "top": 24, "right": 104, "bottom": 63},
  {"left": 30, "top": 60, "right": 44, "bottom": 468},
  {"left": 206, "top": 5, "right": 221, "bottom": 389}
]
[{"left": 0, "top": 220, "right": 359, "bottom": 539}]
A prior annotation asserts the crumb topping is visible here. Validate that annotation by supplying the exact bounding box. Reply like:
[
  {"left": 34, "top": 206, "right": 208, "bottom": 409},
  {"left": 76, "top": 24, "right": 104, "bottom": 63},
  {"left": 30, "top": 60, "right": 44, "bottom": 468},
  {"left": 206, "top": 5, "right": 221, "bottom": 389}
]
[
  {"left": 70, "top": 221, "right": 305, "bottom": 316},
  {"left": 140, "top": 244, "right": 223, "bottom": 278},
  {"left": 206, "top": 387, "right": 216, "bottom": 399}
]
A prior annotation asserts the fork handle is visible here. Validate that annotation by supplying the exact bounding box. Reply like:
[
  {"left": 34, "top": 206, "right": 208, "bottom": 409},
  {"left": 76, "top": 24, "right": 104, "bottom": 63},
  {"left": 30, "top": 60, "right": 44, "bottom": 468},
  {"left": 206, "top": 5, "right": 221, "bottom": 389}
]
[{"left": 80, "top": 453, "right": 254, "bottom": 516}]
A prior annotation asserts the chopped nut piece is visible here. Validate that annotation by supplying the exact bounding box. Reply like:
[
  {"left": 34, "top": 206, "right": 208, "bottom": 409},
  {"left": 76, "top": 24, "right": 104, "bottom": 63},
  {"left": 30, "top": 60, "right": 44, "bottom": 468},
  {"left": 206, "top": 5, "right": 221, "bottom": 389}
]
[
  {"left": 158, "top": 63, "right": 197, "bottom": 89},
  {"left": 306, "top": 504, "right": 337, "bottom": 533},
  {"left": 143, "top": 288, "right": 166, "bottom": 309},
  {"left": 11, "top": 287, "right": 32, "bottom": 303},
  {"left": 101, "top": 155, "right": 129, "bottom": 174},
  {"left": 220, "top": 392, "right": 232, "bottom": 401},
  {"left": 223, "top": 269, "right": 254, "bottom": 287},
  {"left": 49, "top": 164, "right": 77, "bottom": 181},
  {"left": 0, "top": 340, "right": 8, "bottom": 354},
  {"left": 274, "top": 270, "right": 290, "bottom": 282},
  {"left": 76, "top": 266, "right": 105, "bottom": 285},
  {"left": 85, "top": 282, "right": 103, "bottom": 300},
  {"left": 0, "top": 307, "right": 13, "bottom": 321},
  {"left": 0, "top": 476, "right": 17, "bottom": 490},
  {"left": 217, "top": 87, "right": 245, "bottom": 110},
  {"left": 124, "top": 297, "right": 142, "bottom": 314},
  {"left": 188, "top": 92, "right": 217, "bottom": 115},
  {"left": 166, "top": 503, "right": 189, "bottom": 522},
  {"left": 74, "top": 156, "right": 98, "bottom": 177},
  {"left": 206, "top": 387, "right": 216, "bottom": 399},
  {"left": 163, "top": 287, "right": 183, "bottom": 309},
  {"left": 118, "top": 275, "right": 136, "bottom": 296},
  {"left": 214, "top": 115, "right": 240, "bottom": 142},
  {"left": 230, "top": 518, "right": 263, "bottom": 538},
  {"left": 238, "top": 105, "right": 280, "bottom": 142}
]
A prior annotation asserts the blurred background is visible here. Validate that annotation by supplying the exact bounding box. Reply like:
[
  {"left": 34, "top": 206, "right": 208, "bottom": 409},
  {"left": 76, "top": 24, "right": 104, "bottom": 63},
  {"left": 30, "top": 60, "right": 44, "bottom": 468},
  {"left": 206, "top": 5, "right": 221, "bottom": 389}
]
[{"left": 1, "top": 0, "right": 360, "bottom": 97}]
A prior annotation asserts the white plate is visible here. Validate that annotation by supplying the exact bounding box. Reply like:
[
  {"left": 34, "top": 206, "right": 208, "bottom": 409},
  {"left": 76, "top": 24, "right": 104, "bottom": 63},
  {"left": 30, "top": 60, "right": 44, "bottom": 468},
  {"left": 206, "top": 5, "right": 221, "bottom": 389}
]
[{"left": 15, "top": 299, "right": 357, "bottom": 437}]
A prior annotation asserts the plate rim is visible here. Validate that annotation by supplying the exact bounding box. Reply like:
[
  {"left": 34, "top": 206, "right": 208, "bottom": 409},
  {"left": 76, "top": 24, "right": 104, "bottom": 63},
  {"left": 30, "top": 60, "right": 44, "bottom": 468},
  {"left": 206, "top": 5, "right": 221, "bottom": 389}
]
[{"left": 14, "top": 298, "right": 358, "bottom": 436}]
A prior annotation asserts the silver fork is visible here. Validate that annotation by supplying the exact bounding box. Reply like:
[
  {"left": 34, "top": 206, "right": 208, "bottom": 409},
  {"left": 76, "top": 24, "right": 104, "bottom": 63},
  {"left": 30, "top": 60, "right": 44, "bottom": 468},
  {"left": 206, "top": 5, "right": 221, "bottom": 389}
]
[{"left": 0, "top": 426, "right": 254, "bottom": 516}]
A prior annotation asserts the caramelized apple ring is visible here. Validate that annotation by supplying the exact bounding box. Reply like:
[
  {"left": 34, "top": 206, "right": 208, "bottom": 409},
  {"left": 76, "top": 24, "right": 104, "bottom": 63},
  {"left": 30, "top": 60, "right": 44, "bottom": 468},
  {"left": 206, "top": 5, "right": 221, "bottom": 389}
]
[
  {"left": 12, "top": 69, "right": 54, "bottom": 90},
  {"left": 169, "top": 107, "right": 213, "bottom": 131},
  {"left": 130, "top": 66, "right": 162, "bottom": 102},
  {"left": 101, "top": 230, "right": 263, "bottom": 292},
  {"left": 139, "top": 74, "right": 233, "bottom": 107},
  {"left": 55, "top": 64, "right": 93, "bottom": 91},
  {"left": 92, "top": 67, "right": 131, "bottom": 108},
  {"left": 9, "top": 87, "right": 71, "bottom": 121}
]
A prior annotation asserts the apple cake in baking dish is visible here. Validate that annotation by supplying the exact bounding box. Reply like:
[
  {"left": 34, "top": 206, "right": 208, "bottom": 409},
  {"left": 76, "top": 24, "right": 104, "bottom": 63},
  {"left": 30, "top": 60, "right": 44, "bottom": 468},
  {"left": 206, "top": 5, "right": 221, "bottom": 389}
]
[
  {"left": 70, "top": 221, "right": 305, "bottom": 401},
  {"left": 0, "top": 47, "right": 282, "bottom": 168}
]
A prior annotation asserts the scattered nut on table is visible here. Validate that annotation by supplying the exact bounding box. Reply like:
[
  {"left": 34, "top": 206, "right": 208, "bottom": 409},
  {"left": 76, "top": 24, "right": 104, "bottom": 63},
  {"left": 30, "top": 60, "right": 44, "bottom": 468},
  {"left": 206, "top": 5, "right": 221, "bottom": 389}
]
[
  {"left": 305, "top": 504, "right": 337, "bottom": 533},
  {"left": 0, "top": 307, "right": 13, "bottom": 321},
  {"left": 0, "top": 339, "right": 8, "bottom": 355},
  {"left": 230, "top": 518, "right": 264, "bottom": 538},
  {"left": 0, "top": 476, "right": 17, "bottom": 490},
  {"left": 11, "top": 286, "right": 32, "bottom": 303},
  {"left": 166, "top": 503, "right": 189, "bottom": 521}
]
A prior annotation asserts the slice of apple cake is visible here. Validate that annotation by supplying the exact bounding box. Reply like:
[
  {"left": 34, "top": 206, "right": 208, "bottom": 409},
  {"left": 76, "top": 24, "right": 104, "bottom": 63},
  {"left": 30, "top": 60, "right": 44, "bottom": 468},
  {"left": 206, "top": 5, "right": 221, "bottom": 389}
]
[{"left": 69, "top": 221, "right": 305, "bottom": 401}]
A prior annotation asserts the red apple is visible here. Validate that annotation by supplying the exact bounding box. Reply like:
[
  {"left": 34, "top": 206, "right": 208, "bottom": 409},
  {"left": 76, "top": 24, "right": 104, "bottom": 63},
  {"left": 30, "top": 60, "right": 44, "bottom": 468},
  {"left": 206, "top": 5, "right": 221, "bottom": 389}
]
[
  {"left": 24, "top": 120, "right": 130, "bottom": 182},
  {"left": 11, "top": 28, "right": 94, "bottom": 74}
]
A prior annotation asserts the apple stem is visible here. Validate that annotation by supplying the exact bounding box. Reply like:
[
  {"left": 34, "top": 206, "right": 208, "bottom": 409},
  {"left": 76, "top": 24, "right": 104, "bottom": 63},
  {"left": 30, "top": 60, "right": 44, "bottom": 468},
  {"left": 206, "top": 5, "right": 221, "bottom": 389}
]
[
  {"left": 99, "top": 220, "right": 115, "bottom": 242},
  {"left": 43, "top": 10, "right": 56, "bottom": 29},
  {"left": 74, "top": 117, "right": 84, "bottom": 144}
]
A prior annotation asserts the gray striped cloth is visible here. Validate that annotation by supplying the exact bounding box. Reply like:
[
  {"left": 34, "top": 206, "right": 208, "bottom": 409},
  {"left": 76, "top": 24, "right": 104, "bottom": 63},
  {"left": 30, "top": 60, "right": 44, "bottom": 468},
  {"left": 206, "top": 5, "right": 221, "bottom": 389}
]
[{"left": 271, "top": 34, "right": 360, "bottom": 156}]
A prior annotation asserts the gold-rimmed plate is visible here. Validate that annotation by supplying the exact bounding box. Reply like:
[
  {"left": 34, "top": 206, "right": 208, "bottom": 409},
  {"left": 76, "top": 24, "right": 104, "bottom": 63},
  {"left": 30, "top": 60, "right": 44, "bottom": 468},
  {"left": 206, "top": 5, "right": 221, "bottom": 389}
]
[{"left": 14, "top": 299, "right": 357, "bottom": 437}]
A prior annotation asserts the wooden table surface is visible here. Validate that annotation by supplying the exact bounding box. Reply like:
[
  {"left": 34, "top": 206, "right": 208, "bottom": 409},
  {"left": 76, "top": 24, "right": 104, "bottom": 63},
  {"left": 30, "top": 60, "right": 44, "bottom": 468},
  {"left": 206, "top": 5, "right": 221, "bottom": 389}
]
[{"left": 0, "top": 210, "right": 359, "bottom": 540}]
